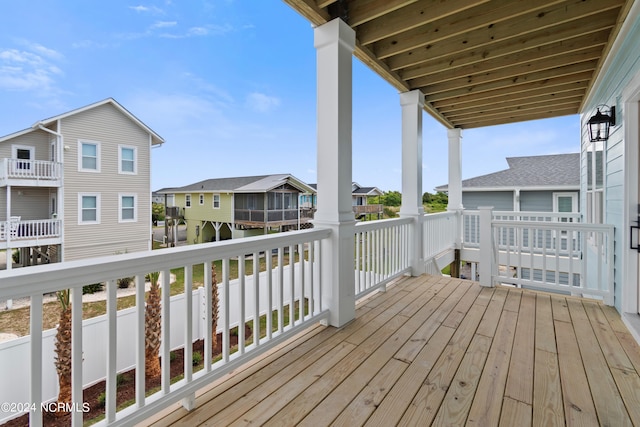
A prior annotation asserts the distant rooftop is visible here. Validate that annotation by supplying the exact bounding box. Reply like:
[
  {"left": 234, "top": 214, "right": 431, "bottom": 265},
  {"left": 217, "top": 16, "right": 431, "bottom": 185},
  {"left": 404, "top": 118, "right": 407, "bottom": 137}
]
[
  {"left": 436, "top": 153, "right": 580, "bottom": 191},
  {"left": 158, "top": 174, "right": 316, "bottom": 194}
]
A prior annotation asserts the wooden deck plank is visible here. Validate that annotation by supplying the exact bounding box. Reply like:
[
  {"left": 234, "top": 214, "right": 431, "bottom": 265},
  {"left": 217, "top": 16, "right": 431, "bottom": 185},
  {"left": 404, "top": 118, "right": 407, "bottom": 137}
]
[
  {"left": 550, "top": 295, "right": 571, "bottom": 323},
  {"left": 298, "top": 279, "right": 464, "bottom": 426},
  {"left": 431, "top": 334, "right": 492, "bottom": 427},
  {"left": 610, "top": 367, "right": 640, "bottom": 425},
  {"left": 535, "top": 294, "right": 556, "bottom": 353},
  {"left": 394, "top": 279, "right": 472, "bottom": 363},
  {"left": 583, "top": 301, "right": 635, "bottom": 372},
  {"left": 148, "top": 275, "right": 640, "bottom": 427},
  {"left": 499, "top": 397, "right": 532, "bottom": 427},
  {"left": 502, "top": 288, "right": 522, "bottom": 313},
  {"left": 363, "top": 325, "right": 456, "bottom": 426},
  {"left": 601, "top": 305, "right": 640, "bottom": 373},
  {"left": 202, "top": 341, "right": 356, "bottom": 426},
  {"left": 533, "top": 294, "right": 563, "bottom": 427},
  {"left": 566, "top": 299, "right": 633, "bottom": 427},
  {"left": 241, "top": 314, "right": 412, "bottom": 426},
  {"left": 504, "top": 291, "right": 536, "bottom": 405},
  {"left": 466, "top": 310, "right": 518, "bottom": 427},
  {"left": 476, "top": 286, "right": 508, "bottom": 337},
  {"left": 399, "top": 304, "right": 489, "bottom": 426},
  {"left": 554, "top": 320, "right": 599, "bottom": 426},
  {"left": 533, "top": 349, "right": 564, "bottom": 426}
]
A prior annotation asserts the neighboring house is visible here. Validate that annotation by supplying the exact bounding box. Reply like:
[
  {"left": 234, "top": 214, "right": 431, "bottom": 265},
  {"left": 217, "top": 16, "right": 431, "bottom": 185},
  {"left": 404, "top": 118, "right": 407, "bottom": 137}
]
[
  {"left": 0, "top": 98, "right": 164, "bottom": 269},
  {"left": 308, "top": 182, "right": 384, "bottom": 220},
  {"left": 152, "top": 189, "right": 175, "bottom": 207},
  {"left": 436, "top": 153, "right": 580, "bottom": 215},
  {"left": 160, "top": 174, "right": 316, "bottom": 244}
]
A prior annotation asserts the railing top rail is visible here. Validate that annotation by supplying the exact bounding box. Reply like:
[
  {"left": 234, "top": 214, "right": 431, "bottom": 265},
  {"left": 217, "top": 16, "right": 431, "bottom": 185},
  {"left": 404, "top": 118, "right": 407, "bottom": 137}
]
[
  {"left": 463, "top": 209, "right": 581, "bottom": 218},
  {"left": 354, "top": 216, "right": 412, "bottom": 232},
  {"left": 422, "top": 210, "right": 458, "bottom": 219},
  {"left": 0, "top": 227, "right": 331, "bottom": 300},
  {"left": 491, "top": 219, "right": 614, "bottom": 233}
]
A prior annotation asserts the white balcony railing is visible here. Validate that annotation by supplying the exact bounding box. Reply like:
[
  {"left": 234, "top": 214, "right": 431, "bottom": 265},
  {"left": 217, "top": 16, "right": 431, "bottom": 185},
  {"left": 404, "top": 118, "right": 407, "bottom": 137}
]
[
  {"left": 354, "top": 217, "right": 412, "bottom": 298},
  {"left": 0, "top": 212, "right": 616, "bottom": 425},
  {"left": 0, "top": 158, "right": 62, "bottom": 182},
  {"left": 0, "top": 228, "right": 330, "bottom": 426},
  {"left": 0, "top": 219, "right": 62, "bottom": 242},
  {"left": 461, "top": 209, "right": 614, "bottom": 304}
]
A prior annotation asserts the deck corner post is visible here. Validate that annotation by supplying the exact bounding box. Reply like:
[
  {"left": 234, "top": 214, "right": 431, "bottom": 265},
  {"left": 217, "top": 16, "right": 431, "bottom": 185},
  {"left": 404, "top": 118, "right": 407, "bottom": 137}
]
[{"left": 479, "top": 206, "right": 495, "bottom": 287}]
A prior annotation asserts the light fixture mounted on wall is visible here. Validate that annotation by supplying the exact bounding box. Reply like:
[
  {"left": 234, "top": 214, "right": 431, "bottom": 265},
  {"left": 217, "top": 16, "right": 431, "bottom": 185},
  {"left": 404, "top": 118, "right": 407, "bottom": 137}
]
[{"left": 587, "top": 105, "right": 616, "bottom": 142}]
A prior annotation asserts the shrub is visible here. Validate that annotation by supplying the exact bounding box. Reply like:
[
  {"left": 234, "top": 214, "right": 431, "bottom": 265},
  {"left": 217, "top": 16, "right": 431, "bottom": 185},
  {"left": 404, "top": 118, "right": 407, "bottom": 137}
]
[
  {"left": 170, "top": 351, "right": 177, "bottom": 363},
  {"left": 12, "top": 249, "right": 19, "bottom": 264},
  {"left": 97, "top": 392, "right": 106, "bottom": 408},
  {"left": 116, "top": 373, "right": 127, "bottom": 386},
  {"left": 117, "top": 277, "right": 133, "bottom": 289},
  {"left": 192, "top": 351, "right": 202, "bottom": 366},
  {"left": 82, "top": 283, "right": 103, "bottom": 294}
]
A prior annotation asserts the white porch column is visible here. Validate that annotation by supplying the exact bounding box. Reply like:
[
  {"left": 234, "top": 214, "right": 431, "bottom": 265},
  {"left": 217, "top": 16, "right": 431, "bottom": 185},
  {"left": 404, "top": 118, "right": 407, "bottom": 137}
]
[
  {"left": 399, "top": 90, "right": 425, "bottom": 276},
  {"left": 447, "top": 128, "right": 463, "bottom": 211},
  {"left": 313, "top": 18, "right": 356, "bottom": 327},
  {"left": 6, "top": 184, "right": 11, "bottom": 272}
]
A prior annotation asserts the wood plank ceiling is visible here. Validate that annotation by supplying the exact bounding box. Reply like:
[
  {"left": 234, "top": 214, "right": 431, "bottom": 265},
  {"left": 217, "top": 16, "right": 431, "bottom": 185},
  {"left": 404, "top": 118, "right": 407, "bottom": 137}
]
[{"left": 284, "top": 0, "right": 635, "bottom": 129}]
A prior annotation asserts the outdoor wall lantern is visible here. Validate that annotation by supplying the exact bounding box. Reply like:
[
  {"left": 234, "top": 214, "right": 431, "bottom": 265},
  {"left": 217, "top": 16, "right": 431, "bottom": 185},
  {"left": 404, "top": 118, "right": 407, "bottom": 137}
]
[{"left": 588, "top": 105, "right": 616, "bottom": 142}]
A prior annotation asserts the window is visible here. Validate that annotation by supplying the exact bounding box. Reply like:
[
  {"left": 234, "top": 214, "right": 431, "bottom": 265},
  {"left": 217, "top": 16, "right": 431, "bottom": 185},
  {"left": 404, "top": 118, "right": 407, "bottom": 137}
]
[
  {"left": 119, "top": 146, "right": 137, "bottom": 174},
  {"left": 185, "top": 194, "right": 192, "bottom": 208},
  {"left": 119, "top": 194, "right": 137, "bottom": 222},
  {"left": 78, "top": 141, "right": 100, "bottom": 172},
  {"left": 78, "top": 193, "right": 100, "bottom": 224},
  {"left": 586, "top": 140, "right": 604, "bottom": 224},
  {"left": 213, "top": 194, "right": 220, "bottom": 209},
  {"left": 12, "top": 145, "right": 34, "bottom": 170},
  {"left": 199, "top": 194, "right": 204, "bottom": 205}
]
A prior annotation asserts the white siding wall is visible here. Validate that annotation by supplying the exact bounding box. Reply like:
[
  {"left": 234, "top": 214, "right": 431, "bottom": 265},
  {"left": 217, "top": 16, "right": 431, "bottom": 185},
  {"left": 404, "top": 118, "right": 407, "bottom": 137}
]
[
  {"left": 61, "top": 104, "right": 152, "bottom": 260},
  {"left": 581, "top": 16, "right": 640, "bottom": 311}
]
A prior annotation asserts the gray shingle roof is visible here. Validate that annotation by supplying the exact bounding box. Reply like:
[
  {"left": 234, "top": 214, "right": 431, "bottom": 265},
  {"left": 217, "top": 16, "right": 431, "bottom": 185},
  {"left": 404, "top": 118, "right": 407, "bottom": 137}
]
[
  {"left": 160, "top": 174, "right": 316, "bottom": 194},
  {"left": 436, "top": 153, "right": 580, "bottom": 191}
]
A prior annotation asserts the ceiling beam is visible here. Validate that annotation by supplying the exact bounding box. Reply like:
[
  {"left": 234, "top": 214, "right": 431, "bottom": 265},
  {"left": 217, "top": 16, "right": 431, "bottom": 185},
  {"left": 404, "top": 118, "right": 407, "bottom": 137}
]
[
  {"left": 446, "top": 99, "right": 582, "bottom": 121},
  {"left": 372, "top": 0, "right": 566, "bottom": 59},
  {"left": 437, "top": 89, "right": 586, "bottom": 114},
  {"left": 347, "top": 0, "right": 417, "bottom": 27},
  {"left": 401, "top": 29, "right": 610, "bottom": 82},
  {"left": 283, "top": 0, "right": 331, "bottom": 25},
  {"left": 427, "top": 73, "right": 591, "bottom": 106},
  {"left": 356, "top": 0, "right": 488, "bottom": 45},
  {"left": 410, "top": 46, "right": 603, "bottom": 91},
  {"left": 452, "top": 106, "right": 579, "bottom": 128},
  {"left": 385, "top": 7, "right": 619, "bottom": 71}
]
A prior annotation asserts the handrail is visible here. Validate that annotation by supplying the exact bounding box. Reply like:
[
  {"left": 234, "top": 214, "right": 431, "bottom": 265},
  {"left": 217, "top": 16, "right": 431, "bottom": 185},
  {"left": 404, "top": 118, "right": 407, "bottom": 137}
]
[{"left": 0, "top": 228, "right": 332, "bottom": 426}]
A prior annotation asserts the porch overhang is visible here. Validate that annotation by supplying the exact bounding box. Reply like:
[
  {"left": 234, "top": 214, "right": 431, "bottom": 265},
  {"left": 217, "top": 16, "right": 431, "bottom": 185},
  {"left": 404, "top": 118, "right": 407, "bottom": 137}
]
[{"left": 284, "top": 0, "right": 635, "bottom": 129}]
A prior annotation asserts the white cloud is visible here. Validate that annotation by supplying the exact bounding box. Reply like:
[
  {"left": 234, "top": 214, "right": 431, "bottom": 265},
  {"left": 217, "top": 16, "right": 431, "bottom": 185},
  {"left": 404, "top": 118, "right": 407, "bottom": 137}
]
[
  {"left": 152, "top": 21, "right": 177, "bottom": 29},
  {"left": 0, "top": 47, "right": 63, "bottom": 92},
  {"left": 246, "top": 92, "right": 281, "bottom": 113},
  {"left": 129, "top": 5, "right": 164, "bottom": 14}
]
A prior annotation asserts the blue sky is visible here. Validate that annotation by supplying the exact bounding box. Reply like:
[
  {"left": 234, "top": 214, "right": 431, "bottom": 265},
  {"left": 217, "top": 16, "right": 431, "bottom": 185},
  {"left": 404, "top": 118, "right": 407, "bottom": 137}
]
[{"left": 0, "top": 0, "right": 582, "bottom": 194}]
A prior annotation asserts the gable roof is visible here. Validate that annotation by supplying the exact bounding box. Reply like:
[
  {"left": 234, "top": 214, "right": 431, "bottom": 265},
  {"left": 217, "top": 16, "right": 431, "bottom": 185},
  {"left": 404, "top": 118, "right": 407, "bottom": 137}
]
[
  {"left": 162, "top": 174, "right": 316, "bottom": 194},
  {"left": 0, "top": 98, "right": 164, "bottom": 146},
  {"left": 436, "top": 153, "right": 580, "bottom": 191},
  {"left": 308, "top": 182, "right": 383, "bottom": 196}
]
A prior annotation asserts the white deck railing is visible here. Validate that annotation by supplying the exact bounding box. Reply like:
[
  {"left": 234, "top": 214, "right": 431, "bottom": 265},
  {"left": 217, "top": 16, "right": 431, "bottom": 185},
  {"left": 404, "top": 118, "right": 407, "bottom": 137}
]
[
  {"left": 354, "top": 217, "right": 412, "bottom": 298},
  {"left": 0, "top": 159, "right": 62, "bottom": 182},
  {"left": 0, "top": 228, "right": 330, "bottom": 426},
  {"left": 461, "top": 209, "right": 614, "bottom": 304},
  {"left": 423, "top": 211, "right": 459, "bottom": 262},
  {"left": 0, "top": 219, "right": 62, "bottom": 242}
]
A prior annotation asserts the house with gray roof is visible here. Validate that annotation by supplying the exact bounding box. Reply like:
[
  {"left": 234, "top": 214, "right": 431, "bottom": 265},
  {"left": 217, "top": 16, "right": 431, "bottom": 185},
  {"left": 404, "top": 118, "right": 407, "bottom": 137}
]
[
  {"left": 158, "top": 174, "right": 316, "bottom": 244},
  {"left": 436, "top": 153, "right": 580, "bottom": 214},
  {"left": 307, "top": 182, "right": 384, "bottom": 220}
]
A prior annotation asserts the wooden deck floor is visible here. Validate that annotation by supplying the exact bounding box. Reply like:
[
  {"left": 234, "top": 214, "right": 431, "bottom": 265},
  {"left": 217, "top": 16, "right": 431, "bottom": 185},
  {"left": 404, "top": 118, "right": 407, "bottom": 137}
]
[{"left": 147, "top": 275, "right": 640, "bottom": 427}]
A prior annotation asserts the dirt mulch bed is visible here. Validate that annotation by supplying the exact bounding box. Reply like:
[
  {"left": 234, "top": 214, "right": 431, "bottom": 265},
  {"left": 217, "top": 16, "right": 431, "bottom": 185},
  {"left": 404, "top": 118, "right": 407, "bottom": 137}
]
[{"left": 3, "top": 327, "right": 248, "bottom": 426}]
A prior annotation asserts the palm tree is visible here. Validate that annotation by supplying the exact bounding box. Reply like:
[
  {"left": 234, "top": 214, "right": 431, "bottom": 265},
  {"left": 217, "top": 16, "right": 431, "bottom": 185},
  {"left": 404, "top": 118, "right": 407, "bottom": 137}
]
[
  {"left": 145, "top": 272, "right": 161, "bottom": 379},
  {"left": 211, "top": 264, "right": 219, "bottom": 354},
  {"left": 54, "top": 289, "right": 72, "bottom": 411}
]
